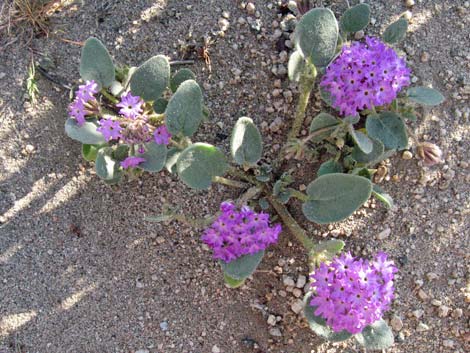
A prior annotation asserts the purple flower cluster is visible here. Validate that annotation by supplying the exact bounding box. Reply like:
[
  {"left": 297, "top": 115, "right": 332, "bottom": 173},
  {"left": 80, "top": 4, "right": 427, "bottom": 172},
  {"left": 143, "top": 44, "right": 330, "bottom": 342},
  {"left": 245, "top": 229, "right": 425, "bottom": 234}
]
[
  {"left": 116, "top": 92, "right": 144, "bottom": 119},
  {"left": 120, "top": 156, "right": 146, "bottom": 169},
  {"left": 68, "top": 80, "right": 99, "bottom": 125},
  {"left": 310, "top": 252, "right": 397, "bottom": 334},
  {"left": 320, "top": 36, "right": 411, "bottom": 116},
  {"left": 97, "top": 118, "right": 122, "bottom": 141},
  {"left": 201, "top": 202, "right": 281, "bottom": 263}
]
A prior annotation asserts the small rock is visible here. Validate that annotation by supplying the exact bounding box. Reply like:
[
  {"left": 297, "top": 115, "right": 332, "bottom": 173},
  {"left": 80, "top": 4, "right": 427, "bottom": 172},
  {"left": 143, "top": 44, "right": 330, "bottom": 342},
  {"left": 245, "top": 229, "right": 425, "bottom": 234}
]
[
  {"left": 412, "top": 309, "right": 424, "bottom": 319},
  {"left": 431, "top": 299, "right": 442, "bottom": 306},
  {"left": 405, "top": 0, "right": 415, "bottom": 7},
  {"left": 442, "top": 339, "right": 454, "bottom": 348},
  {"left": 292, "top": 288, "right": 302, "bottom": 298},
  {"left": 218, "top": 18, "right": 230, "bottom": 31},
  {"left": 290, "top": 299, "right": 304, "bottom": 314},
  {"left": 354, "top": 30, "right": 364, "bottom": 40},
  {"left": 212, "top": 345, "right": 221, "bottom": 353},
  {"left": 246, "top": 2, "right": 256, "bottom": 15},
  {"left": 438, "top": 305, "right": 450, "bottom": 318},
  {"left": 135, "top": 350, "right": 149, "bottom": 353},
  {"left": 390, "top": 315, "right": 404, "bottom": 331},
  {"left": 0, "top": 72, "right": 5, "bottom": 79},
  {"left": 25, "top": 144, "right": 35, "bottom": 153},
  {"left": 402, "top": 151, "right": 413, "bottom": 160},
  {"left": 452, "top": 308, "right": 463, "bottom": 318},
  {"left": 377, "top": 228, "right": 391, "bottom": 240},
  {"left": 159, "top": 321, "right": 168, "bottom": 331},
  {"left": 283, "top": 276, "right": 295, "bottom": 287},
  {"left": 426, "top": 272, "right": 438, "bottom": 281},
  {"left": 416, "top": 322, "right": 430, "bottom": 332},
  {"left": 421, "top": 52, "right": 430, "bottom": 63},
  {"left": 267, "top": 315, "right": 276, "bottom": 326},
  {"left": 269, "top": 117, "right": 284, "bottom": 133},
  {"left": 418, "top": 289, "right": 429, "bottom": 301},
  {"left": 156, "top": 236, "right": 165, "bottom": 244},
  {"left": 269, "top": 327, "right": 282, "bottom": 337},
  {"left": 296, "top": 275, "right": 306, "bottom": 289}
]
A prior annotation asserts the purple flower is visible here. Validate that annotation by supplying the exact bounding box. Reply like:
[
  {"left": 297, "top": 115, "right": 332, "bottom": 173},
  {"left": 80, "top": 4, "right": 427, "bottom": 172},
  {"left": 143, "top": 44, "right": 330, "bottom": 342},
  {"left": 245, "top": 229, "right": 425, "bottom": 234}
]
[
  {"left": 120, "top": 156, "right": 146, "bottom": 169},
  {"left": 309, "top": 252, "right": 397, "bottom": 334},
  {"left": 76, "top": 80, "right": 99, "bottom": 102},
  {"left": 68, "top": 99, "right": 86, "bottom": 126},
  {"left": 320, "top": 36, "right": 411, "bottom": 116},
  {"left": 116, "top": 92, "right": 144, "bottom": 119},
  {"left": 97, "top": 118, "right": 122, "bottom": 141},
  {"left": 154, "top": 125, "right": 171, "bottom": 145},
  {"left": 201, "top": 202, "right": 281, "bottom": 263}
]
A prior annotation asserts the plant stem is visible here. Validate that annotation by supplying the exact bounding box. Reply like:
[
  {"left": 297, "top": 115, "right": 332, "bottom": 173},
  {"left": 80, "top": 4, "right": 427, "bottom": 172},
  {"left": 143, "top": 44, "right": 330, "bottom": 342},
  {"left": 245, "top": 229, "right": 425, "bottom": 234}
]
[
  {"left": 289, "top": 189, "right": 309, "bottom": 202},
  {"left": 267, "top": 195, "right": 315, "bottom": 250},
  {"left": 100, "top": 88, "right": 119, "bottom": 104},
  {"left": 173, "top": 214, "right": 216, "bottom": 228},
  {"left": 212, "top": 176, "right": 250, "bottom": 189},
  {"left": 227, "top": 167, "right": 259, "bottom": 186},
  {"left": 287, "top": 72, "right": 316, "bottom": 141}
]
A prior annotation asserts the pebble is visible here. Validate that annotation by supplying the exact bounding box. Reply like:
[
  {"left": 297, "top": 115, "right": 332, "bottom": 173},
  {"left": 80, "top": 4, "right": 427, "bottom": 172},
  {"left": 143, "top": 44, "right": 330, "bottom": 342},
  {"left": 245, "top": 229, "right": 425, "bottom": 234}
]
[
  {"left": 290, "top": 299, "right": 304, "bottom": 314},
  {"left": 218, "top": 18, "right": 230, "bottom": 32},
  {"left": 442, "top": 340, "right": 454, "bottom": 348},
  {"left": 212, "top": 345, "right": 221, "bottom": 353},
  {"left": 402, "top": 151, "right": 413, "bottom": 160},
  {"left": 292, "top": 288, "right": 302, "bottom": 298},
  {"left": 269, "top": 327, "right": 282, "bottom": 337},
  {"left": 418, "top": 289, "right": 429, "bottom": 301},
  {"left": 354, "top": 30, "right": 364, "bottom": 40},
  {"left": 416, "top": 322, "right": 430, "bottom": 332},
  {"left": 431, "top": 299, "right": 442, "bottom": 306},
  {"left": 405, "top": 0, "right": 415, "bottom": 7},
  {"left": 391, "top": 315, "right": 404, "bottom": 331},
  {"left": 269, "top": 117, "right": 284, "bottom": 132},
  {"left": 135, "top": 350, "right": 149, "bottom": 353},
  {"left": 437, "top": 305, "right": 450, "bottom": 317},
  {"left": 283, "top": 276, "right": 295, "bottom": 287},
  {"left": 267, "top": 315, "right": 276, "bottom": 326},
  {"left": 421, "top": 52, "right": 430, "bottom": 63},
  {"left": 0, "top": 72, "right": 5, "bottom": 79},
  {"left": 159, "top": 321, "right": 168, "bottom": 331},
  {"left": 377, "top": 228, "right": 391, "bottom": 240},
  {"left": 412, "top": 309, "right": 424, "bottom": 319},
  {"left": 452, "top": 308, "right": 463, "bottom": 318},
  {"left": 296, "top": 275, "right": 306, "bottom": 289},
  {"left": 246, "top": 2, "right": 256, "bottom": 15},
  {"left": 426, "top": 272, "right": 438, "bottom": 281}
]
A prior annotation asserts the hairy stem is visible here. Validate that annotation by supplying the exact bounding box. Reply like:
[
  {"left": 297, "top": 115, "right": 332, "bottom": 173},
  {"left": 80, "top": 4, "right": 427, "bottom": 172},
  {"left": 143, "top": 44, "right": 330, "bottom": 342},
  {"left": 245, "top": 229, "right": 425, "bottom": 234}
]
[
  {"left": 287, "top": 73, "right": 316, "bottom": 141},
  {"left": 267, "top": 195, "right": 315, "bottom": 250},
  {"left": 227, "top": 167, "right": 260, "bottom": 186},
  {"left": 212, "top": 176, "right": 250, "bottom": 189},
  {"left": 100, "top": 88, "right": 119, "bottom": 104},
  {"left": 289, "top": 189, "right": 309, "bottom": 202},
  {"left": 173, "top": 214, "right": 216, "bottom": 228}
]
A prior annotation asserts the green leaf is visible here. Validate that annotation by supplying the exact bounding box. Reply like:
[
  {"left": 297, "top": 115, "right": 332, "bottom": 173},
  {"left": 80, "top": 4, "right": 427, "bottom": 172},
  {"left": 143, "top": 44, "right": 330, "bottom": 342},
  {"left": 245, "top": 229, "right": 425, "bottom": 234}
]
[
  {"left": 165, "top": 80, "right": 203, "bottom": 136},
  {"left": 372, "top": 184, "right": 394, "bottom": 209},
  {"left": 351, "top": 138, "right": 385, "bottom": 164},
  {"left": 112, "top": 144, "right": 130, "bottom": 162},
  {"left": 407, "top": 87, "right": 445, "bottom": 106},
  {"left": 130, "top": 55, "right": 170, "bottom": 101},
  {"left": 153, "top": 98, "right": 168, "bottom": 114},
  {"left": 383, "top": 18, "right": 408, "bottom": 44},
  {"left": 401, "top": 111, "right": 417, "bottom": 122},
  {"left": 230, "top": 117, "right": 263, "bottom": 166},
  {"left": 355, "top": 319, "right": 394, "bottom": 350},
  {"left": 313, "top": 239, "right": 345, "bottom": 254},
  {"left": 302, "top": 173, "right": 372, "bottom": 224},
  {"left": 220, "top": 251, "right": 264, "bottom": 280},
  {"left": 170, "top": 68, "right": 196, "bottom": 93},
  {"left": 223, "top": 273, "right": 246, "bottom": 288},
  {"left": 304, "top": 293, "right": 353, "bottom": 342},
  {"left": 340, "top": 3, "right": 370, "bottom": 33},
  {"left": 309, "top": 113, "right": 340, "bottom": 142},
  {"left": 318, "top": 159, "right": 343, "bottom": 176},
  {"left": 366, "top": 112, "right": 408, "bottom": 151},
  {"left": 165, "top": 147, "right": 182, "bottom": 173},
  {"left": 288, "top": 50, "right": 306, "bottom": 82},
  {"left": 79, "top": 37, "right": 115, "bottom": 88},
  {"left": 65, "top": 118, "right": 106, "bottom": 145},
  {"left": 136, "top": 142, "right": 167, "bottom": 172},
  {"left": 176, "top": 143, "right": 228, "bottom": 190},
  {"left": 320, "top": 86, "right": 334, "bottom": 107},
  {"left": 82, "top": 144, "right": 103, "bottom": 162},
  {"left": 95, "top": 147, "right": 123, "bottom": 183},
  {"left": 349, "top": 126, "right": 373, "bottom": 154},
  {"left": 295, "top": 8, "right": 339, "bottom": 67},
  {"left": 343, "top": 115, "right": 360, "bottom": 125}
]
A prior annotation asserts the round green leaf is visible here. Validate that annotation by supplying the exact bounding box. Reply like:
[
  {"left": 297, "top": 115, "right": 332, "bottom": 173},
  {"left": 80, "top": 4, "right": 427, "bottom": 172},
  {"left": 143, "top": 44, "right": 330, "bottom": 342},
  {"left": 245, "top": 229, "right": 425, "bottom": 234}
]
[
  {"left": 230, "top": 117, "right": 263, "bottom": 166},
  {"left": 79, "top": 37, "right": 115, "bottom": 88},
  {"left": 220, "top": 251, "right": 264, "bottom": 280},
  {"left": 288, "top": 50, "right": 306, "bottom": 82},
  {"left": 366, "top": 112, "right": 408, "bottom": 151},
  {"left": 302, "top": 173, "right": 372, "bottom": 224},
  {"left": 304, "top": 293, "right": 352, "bottom": 342},
  {"left": 372, "top": 184, "right": 394, "bottom": 209},
  {"left": 349, "top": 126, "right": 373, "bottom": 154},
  {"left": 407, "top": 87, "right": 444, "bottom": 106},
  {"left": 170, "top": 68, "right": 196, "bottom": 93},
  {"left": 165, "top": 80, "right": 203, "bottom": 137},
  {"left": 165, "top": 147, "right": 182, "bottom": 173},
  {"left": 65, "top": 118, "right": 106, "bottom": 145},
  {"left": 153, "top": 98, "right": 168, "bottom": 114},
  {"left": 136, "top": 142, "right": 167, "bottom": 172},
  {"left": 295, "top": 8, "right": 339, "bottom": 67},
  {"left": 309, "top": 113, "right": 340, "bottom": 142},
  {"left": 340, "top": 3, "right": 370, "bottom": 33},
  {"left": 95, "top": 147, "right": 123, "bottom": 183},
  {"left": 176, "top": 143, "right": 228, "bottom": 190},
  {"left": 318, "top": 159, "right": 343, "bottom": 177},
  {"left": 383, "top": 18, "right": 408, "bottom": 44},
  {"left": 223, "top": 273, "right": 246, "bottom": 288},
  {"left": 351, "top": 138, "right": 385, "bottom": 164},
  {"left": 354, "top": 319, "right": 394, "bottom": 350},
  {"left": 130, "top": 55, "right": 170, "bottom": 101},
  {"left": 82, "top": 144, "right": 103, "bottom": 162}
]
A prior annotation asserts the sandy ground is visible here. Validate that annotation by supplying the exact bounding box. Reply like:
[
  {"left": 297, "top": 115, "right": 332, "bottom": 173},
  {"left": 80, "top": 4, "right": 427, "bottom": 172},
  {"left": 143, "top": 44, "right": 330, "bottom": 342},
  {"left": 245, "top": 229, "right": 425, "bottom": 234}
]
[{"left": 0, "top": 0, "right": 469, "bottom": 352}]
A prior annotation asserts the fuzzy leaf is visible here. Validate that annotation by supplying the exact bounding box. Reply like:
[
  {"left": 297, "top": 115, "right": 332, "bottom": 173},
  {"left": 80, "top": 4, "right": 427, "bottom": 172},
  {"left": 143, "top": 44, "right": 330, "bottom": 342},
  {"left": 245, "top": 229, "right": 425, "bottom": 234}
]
[
  {"left": 95, "top": 147, "right": 123, "bottom": 183},
  {"left": 304, "top": 293, "right": 353, "bottom": 342},
  {"left": 309, "top": 113, "right": 340, "bottom": 142},
  {"left": 366, "top": 112, "right": 408, "bottom": 151},
  {"left": 79, "top": 37, "right": 115, "bottom": 88},
  {"left": 313, "top": 239, "right": 345, "bottom": 254},
  {"left": 349, "top": 126, "right": 373, "bottom": 154},
  {"left": 407, "top": 87, "right": 444, "bottom": 106},
  {"left": 372, "top": 184, "right": 394, "bottom": 209},
  {"left": 165, "top": 147, "right": 182, "bottom": 173},
  {"left": 153, "top": 98, "right": 168, "bottom": 114},
  {"left": 170, "top": 68, "right": 196, "bottom": 93},
  {"left": 112, "top": 144, "right": 130, "bottom": 161},
  {"left": 351, "top": 138, "right": 385, "bottom": 164},
  {"left": 383, "top": 18, "right": 408, "bottom": 44},
  {"left": 230, "top": 117, "right": 263, "bottom": 166},
  {"left": 130, "top": 55, "right": 170, "bottom": 101},
  {"left": 220, "top": 250, "right": 264, "bottom": 280},
  {"left": 302, "top": 173, "right": 372, "bottom": 224},
  {"left": 82, "top": 144, "right": 103, "bottom": 162},
  {"left": 295, "top": 8, "right": 339, "bottom": 67},
  {"left": 223, "top": 273, "right": 246, "bottom": 288},
  {"left": 355, "top": 319, "right": 394, "bottom": 350},
  {"left": 318, "top": 160, "right": 343, "bottom": 176},
  {"left": 65, "top": 118, "right": 106, "bottom": 145},
  {"left": 288, "top": 50, "right": 306, "bottom": 82},
  {"left": 136, "top": 142, "right": 167, "bottom": 172},
  {"left": 176, "top": 143, "right": 228, "bottom": 190},
  {"left": 340, "top": 3, "right": 370, "bottom": 33},
  {"left": 165, "top": 80, "right": 203, "bottom": 136}
]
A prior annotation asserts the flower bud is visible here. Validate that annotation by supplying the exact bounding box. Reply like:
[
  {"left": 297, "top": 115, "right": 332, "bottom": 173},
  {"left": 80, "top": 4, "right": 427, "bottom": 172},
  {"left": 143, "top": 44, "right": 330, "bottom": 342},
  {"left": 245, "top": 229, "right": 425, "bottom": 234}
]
[{"left": 417, "top": 142, "right": 443, "bottom": 166}]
